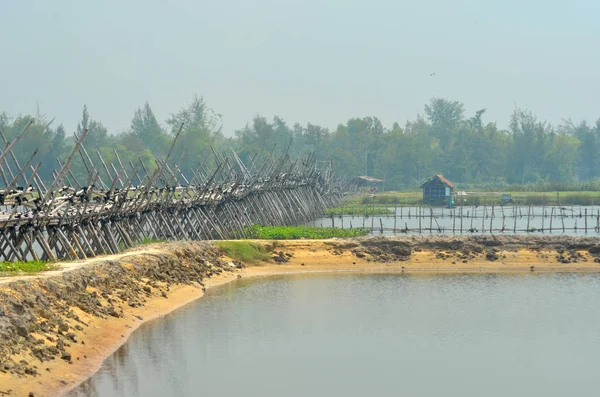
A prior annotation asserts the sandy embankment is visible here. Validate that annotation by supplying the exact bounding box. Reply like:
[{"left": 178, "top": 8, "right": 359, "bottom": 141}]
[{"left": 1, "top": 235, "right": 600, "bottom": 397}]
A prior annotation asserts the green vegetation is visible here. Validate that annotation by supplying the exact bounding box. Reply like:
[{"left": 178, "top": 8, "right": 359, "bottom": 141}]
[
  {"left": 460, "top": 192, "right": 600, "bottom": 206},
  {"left": 246, "top": 225, "right": 369, "bottom": 239},
  {"left": 214, "top": 241, "right": 270, "bottom": 264},
  {"left": 469, "top": 181, "right": 600, "bottom": 193},
  {"left": 324, "top": 206, "right": 392, "bottom": 216},
  {"left": 341, "top": 190, "right": 600, "bottom": 207},
  {"left": 354, "top": 192, "right": 422, "bottom": 206},
  {"left": 2, "top": 96, "right": 600, "bottom": 191},
  {"left": 0, "top": 260, "right": 59, "bottom": 274}
]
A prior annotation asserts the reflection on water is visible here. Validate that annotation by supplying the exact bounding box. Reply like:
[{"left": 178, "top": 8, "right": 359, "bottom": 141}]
[{"left": 70, "top": 273, "right": 600, "bottom": 397}]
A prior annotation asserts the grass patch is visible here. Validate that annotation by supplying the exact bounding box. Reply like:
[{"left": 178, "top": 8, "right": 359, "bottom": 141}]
[
  {"left": 345, "top": 192, "right": 423, "bottom": 206},
  {"left": 0, "top": 260, "right": 60, "bottom": 274},
  {"left": 215, "top": 241, "right": 270, "bottom": 264},
  {"left": 325, "top": 206, "right": 392, "bottom": 216},
  {"left": 343, "top": 191, "right": 600, "bottom": 207},
  {"left": 247, "top": 225, "right": 369, "bottom": 239},
  {"left": 460, "top": 192, "right": 600, "bottom": 206}
]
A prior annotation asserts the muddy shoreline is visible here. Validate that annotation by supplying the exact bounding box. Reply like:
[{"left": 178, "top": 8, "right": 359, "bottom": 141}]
[{"left": 1, "top": 235, "right": 600, "bottom": 396}]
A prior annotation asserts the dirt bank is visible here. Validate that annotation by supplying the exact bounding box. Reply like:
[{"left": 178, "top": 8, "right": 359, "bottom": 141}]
[
  {"left": 246, "top": 235, "right": 600, "bottom": 276},
  {"left": 2, "top": 235, "right": 600, "bottom": 396},
  {"left": 0, "top": 242, "right": 236, "bottom": 397}
]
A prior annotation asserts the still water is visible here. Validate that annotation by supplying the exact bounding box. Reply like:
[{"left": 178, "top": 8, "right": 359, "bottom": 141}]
[
  {"left": 312, "top": 205, "right": 600, "bottom": 236},
  {"left": 70, "top": 273, "right": 600, "bottom": 397}
]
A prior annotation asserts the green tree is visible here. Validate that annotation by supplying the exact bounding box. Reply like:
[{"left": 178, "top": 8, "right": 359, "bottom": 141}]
[
  {"left": 130, "top": 102, "right": 169, "bottom": 156},
  {"left": 509, "top": 108, "right": 550, "bottom": 184},
  {"left": 424, "top": 97, "right": 464, "bottom": 145},
  {"left": 302, "top": 123, "right": 330, "bottom": 160},
  {"left": 561, "top": 120, "right": 598, "bottom": 180},
  {"left": 77, "top": 105, "right": 108, "bottom": 150},
  {"left": 166, "top": 95, "right": 222, "bottom": 178},
  {"left": 543, "top": 133, "right": 579, "bottom": 182}
]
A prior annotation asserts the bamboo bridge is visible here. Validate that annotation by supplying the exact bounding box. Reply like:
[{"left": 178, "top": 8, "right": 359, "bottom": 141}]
[{"left": 0, "top": 122, "right": 345, "bottom": 262}]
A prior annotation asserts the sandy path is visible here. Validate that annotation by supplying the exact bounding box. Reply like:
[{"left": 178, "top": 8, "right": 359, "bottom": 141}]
[{"left": 0, "top": 247, "right": 164, "bottom": 286}]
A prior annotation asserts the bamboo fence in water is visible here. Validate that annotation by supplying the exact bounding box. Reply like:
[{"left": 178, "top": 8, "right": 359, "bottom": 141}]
[{"left": 322, "top": 195, "right": 600, "bottom": 235}]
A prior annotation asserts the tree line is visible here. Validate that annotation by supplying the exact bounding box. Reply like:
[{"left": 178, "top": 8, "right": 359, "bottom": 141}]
[{"left": 1, "top": 96, "right": 599, "bottom": 190}]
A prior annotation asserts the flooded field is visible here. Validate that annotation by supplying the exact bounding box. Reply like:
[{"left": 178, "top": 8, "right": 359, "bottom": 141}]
[{"left": 313, "top": 205, "right": 600, "bottom": 235}]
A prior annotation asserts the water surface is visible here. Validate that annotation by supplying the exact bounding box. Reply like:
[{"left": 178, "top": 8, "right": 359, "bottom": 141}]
[
  {"left": 70, "top": 273, "right": 600, "bottom": 396},
  {"left": 312, "top": 205, "right": 600, "bottom": 235}
]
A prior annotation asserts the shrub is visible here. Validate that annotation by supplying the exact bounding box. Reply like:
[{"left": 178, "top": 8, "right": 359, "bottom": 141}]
[
  {"left": 214, "top": 241, "right": 270, "bottom": 264},
  {"left": 246, "top": 225, "right": 369, "bottom": 239}
]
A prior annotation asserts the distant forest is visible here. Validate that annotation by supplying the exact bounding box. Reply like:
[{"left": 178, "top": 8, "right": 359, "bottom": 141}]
[{"left": 1, "top": 96, "right": 599, "bottom": 190}]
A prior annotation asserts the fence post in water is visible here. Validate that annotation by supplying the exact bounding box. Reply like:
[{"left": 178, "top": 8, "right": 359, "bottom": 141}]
[
  {"left": 380, "top": 219, "right": 384, "bottom": 234},
  {"left": 460, "top": 207, "right": 463, "bottom": 234},
  {"left": 429, "top": 207, "right": 433, "bottom": 233},
  {"left": 489, "top": 203, "right": 494, "bottom": 233},
  {"left": 393, "top": 202, "right": 397, "bottom": 232},
  {"left": 585, "top": 208, "right": 588, "bottom": 233},
  {"left": 481, "top": 205, "right": 485, "bottom": 233},
  {"left": 453, "top": 209, "right": 456, "bottom": 233},
  {"left": 418, "top": 204, "right": 422, "bottom": 234},
  {"left": 371, "top": 194, "right": 375, "bottom": 232},
  {"left": 542, "top": 203, "right": 546, "bottom": 218},
  {"left": 469, "top": 210, "right": 473, "bottom": 231},
  {"left": 542, "top": 210, "right": 545, "bottom": 232},
  {"left": 526, "top": 206, "right": 531, "bottom": 232},
  {"left": 550, "top": 207, "right": 554, "bottom": 232}
]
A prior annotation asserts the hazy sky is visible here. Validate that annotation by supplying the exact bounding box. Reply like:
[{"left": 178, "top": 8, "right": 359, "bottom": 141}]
[{"left": 1, "top": 0, "right": 598, "bottom": 136}]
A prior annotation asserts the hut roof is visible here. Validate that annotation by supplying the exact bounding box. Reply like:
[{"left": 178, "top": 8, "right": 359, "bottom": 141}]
[
  {"left": 352, "top": 176, "right": 385, "bottom": 185},
  {"left": 420, "top": 174, "right": 455, "bottom": 189},
  {"left": 355, "top": 175, "right": 385, "bottom": 183}
]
